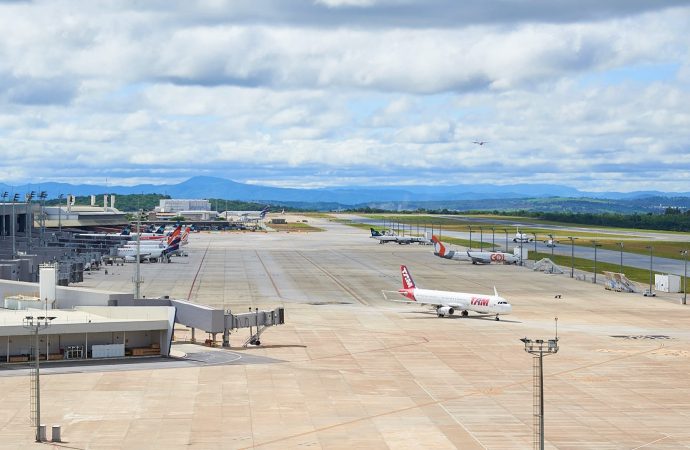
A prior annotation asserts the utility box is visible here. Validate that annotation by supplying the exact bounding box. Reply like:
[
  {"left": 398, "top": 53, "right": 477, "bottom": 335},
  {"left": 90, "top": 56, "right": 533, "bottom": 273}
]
[
  {"left": 513, "top": 246, "right": 528, "bottom": 261},
  {"left": 655, "top": 274, "right": 681, "bottom": 293}
]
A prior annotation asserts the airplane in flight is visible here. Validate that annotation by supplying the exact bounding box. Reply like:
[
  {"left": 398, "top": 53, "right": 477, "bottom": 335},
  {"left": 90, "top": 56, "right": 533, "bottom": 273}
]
[
  {"left": 432, "top": 236, "right": 518, "bottom": 264},
  {"left": 370, "top": 228, "right": 418, "bottom": 245},
  {"left": 472, "top": 140, "right": 488, "bottom": 146},
  {"left": 383, "top": 265, "right": 512, "bottom": 320}
]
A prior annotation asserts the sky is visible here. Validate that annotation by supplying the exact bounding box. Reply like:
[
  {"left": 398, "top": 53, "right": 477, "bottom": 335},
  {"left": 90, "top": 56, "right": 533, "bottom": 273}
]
[{"left": 1, "top": 0, "right": 689, "bottom": 192}]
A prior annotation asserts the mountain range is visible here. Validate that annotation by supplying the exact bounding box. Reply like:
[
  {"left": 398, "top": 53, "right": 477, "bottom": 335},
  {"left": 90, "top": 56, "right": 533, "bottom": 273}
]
[{"left": 2, "top": 176, "right": 689, "bottom": 212}]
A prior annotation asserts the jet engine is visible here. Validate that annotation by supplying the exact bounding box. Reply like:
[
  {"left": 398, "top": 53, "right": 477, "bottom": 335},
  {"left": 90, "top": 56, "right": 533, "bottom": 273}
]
[{"left": 437, "top": 306, "right": 454, "bottom": 317}]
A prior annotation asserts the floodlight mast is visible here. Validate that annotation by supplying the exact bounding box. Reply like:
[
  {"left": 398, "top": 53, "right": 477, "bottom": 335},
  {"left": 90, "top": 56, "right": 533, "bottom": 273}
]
[
  {"left": 23, "top": 315, "right": 55, "bottom": 442},
  {"left": 521, "top": 318, "right": 559, "bottom": 450}
]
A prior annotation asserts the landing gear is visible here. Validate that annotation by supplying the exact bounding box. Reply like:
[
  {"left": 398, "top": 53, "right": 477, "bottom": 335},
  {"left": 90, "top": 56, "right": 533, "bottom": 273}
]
[
  {"left": 461, "top": 310, "right": 469, "bottom": 317},
  {"left": 495, "top": 315, "right": 500, "bottom": 321}
]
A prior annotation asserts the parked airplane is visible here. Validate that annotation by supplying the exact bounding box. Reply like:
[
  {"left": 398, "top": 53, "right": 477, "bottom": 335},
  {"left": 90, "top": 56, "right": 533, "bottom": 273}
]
[
  {"left": 383, "top": 265, "right": 512, "bottom": 320},
  {"left": 224, "top": 206, "right": 270, "bottom": 222},
  {"left": 513, "top": 228, "right": 533, "bottom": 243},
  {"left": 117, "top": 240, "right": 179, "bottom": 262},
  {"left": 432, "top": 236, "right": 518, "bottom": 264},
  {"left": 545, "top": 234, "right": 557, "bottom": 247},
  {"left": 370, "top": 228, "right": 416, "bottom": 245}
]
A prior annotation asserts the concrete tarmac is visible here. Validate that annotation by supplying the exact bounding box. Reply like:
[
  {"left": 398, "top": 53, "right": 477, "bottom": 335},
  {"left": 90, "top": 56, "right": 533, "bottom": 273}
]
[{"left": 1, "top": 216, "right": 690, "bottom": 448}]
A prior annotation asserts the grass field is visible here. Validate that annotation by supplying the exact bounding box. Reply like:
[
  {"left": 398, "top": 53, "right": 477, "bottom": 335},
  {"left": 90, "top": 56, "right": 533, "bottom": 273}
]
[
  {"left": 269, "top": 222, "right": 324, "bottom": 232},
  {"left": 344, "top": 214, "right": 690, "bottom": 260}
]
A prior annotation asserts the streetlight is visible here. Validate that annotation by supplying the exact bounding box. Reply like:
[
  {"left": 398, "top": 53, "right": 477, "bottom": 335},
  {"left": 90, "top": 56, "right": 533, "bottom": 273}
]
[
  {"left": 38, "top": 191, "right": 47, "bottom": 246},
  {"left": 681, "top": 250, "right": 688, "bottom": 305},
  {"left": 592, "top": 240, "right": 602, "bottom": 284},
  {"left": 1, "top": 191, "right": 7, "bottom": 239},
  {"left": 23, "top": 314, "right": 56, "bottom": 442},
  {"left": 479, "top": 227, "right": 483, "bottom": 251},
  {"left": 11, "top": 193, "right": 19, "bottom": 257},
  {"left": 533, "top": 233, "right": 538, "bottom": 255},
  {"left": 520, "top": 318, "right": 559, "bottom": 450},
  {"left": 567, "top": 237, "right": 577, "bottom": 278},
  {"left": 468, "top": 225, "right": 473, "bottom": 250},
  {"left": 616, "top": 242, "right": 624, "bottom": 274},
  {"left": 26, "top": 191, "right": 35, "bottom": 250},
  {"left": 504, "top": 229, "right": 509, "bottom": 252},
  {"left": 491, "top": 227, "right": 495, "bottom": 251},
  {"left": 645, "top": 246, "right": 654, "bottom": 296},
  {"left": 57, "top": 194, "right": 64, "bottom": 233}
]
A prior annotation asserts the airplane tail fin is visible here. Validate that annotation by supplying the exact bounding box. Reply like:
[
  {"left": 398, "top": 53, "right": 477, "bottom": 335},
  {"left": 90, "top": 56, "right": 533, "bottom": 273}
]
[
  {"left": 431, "top": 235, "right": 446, "bottom": 256},
  {"left": 400, "top": 265, "right": 416, "bottom": 290},
  {"left": 371, "top": 228, "right": 382, "bottom": 237},
  {"left": 494, "top": 286, "right": 499, "bottom": 297},
  {"left": 121, "top": 226, "right": 131, "bottom": 236},
  {"left": 180, "top": 227, "right": 191, "bottom": 245},
  {"left": 167, "top": 225, "right": 182, "bottom": 245}
]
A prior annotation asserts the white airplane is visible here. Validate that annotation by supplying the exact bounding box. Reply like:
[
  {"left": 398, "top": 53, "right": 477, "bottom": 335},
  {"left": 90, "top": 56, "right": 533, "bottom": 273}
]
[
  {"left": 512, "top": 228, "right": 532, "bottom": 243},
  {"left": 370, "top": 228, "right": 413, "bottom": 244},
  {"left": 383, "top": 265, "right": 512, "bottom": 320},
  {"left": 370, "top": 228, "right": 429, "bottom": 245},
  {"left": 117, "top": 239, "right": 179, "bottom": 262},
  {"left": 432, "top": 236, "right": 518, "bottom": 264},
  {"left": 545, "top": 234, "right": 557, "bottom": 248}
]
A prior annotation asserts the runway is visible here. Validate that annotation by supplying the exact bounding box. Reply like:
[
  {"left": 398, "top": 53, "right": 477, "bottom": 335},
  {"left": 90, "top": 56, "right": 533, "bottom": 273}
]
[{"left": 1, "top": 215, "right": 689, "bottom": 448}]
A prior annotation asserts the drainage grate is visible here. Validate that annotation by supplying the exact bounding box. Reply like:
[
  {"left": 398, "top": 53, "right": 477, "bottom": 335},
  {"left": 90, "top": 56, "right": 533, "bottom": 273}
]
[{"left": 610, "top": 335, "right": 672, "bottom": 340}]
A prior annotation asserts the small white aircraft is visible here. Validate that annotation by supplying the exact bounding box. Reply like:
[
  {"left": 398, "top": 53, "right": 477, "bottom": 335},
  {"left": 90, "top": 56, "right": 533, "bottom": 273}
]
[
  {"left": 545, "top": 234, "right": 557, "bottom": 247},
  {"left": 432, "top": 236, "right": 518, "bottom": 264},
  {"left": 383, "top": 265, "right": 512, "bottom": 320},
  {"left": 370, "top": 228, "right": 416, "bottom": 245},
  {"left": 512, "top": 228, "right": 532, "bottom": 243}
]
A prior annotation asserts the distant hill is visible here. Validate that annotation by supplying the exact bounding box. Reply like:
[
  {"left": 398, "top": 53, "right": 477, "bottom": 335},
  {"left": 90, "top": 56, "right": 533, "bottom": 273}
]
[{"left": 1, "top": 176, "right": 689, "bottom": 213}]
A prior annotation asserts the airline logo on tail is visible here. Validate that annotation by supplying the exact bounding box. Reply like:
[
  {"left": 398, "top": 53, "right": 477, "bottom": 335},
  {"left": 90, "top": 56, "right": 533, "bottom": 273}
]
[
  {"left": 431, "top": 235, "right": 446, "bottom": 256},
  {"left": 166, "top": 225, "right": 182, "bottom": 245},
  {"left": 399, "top": 265, "right": 417, "bottom": 300},
  {"left": 371, "top": 228, "right": 383, "bottom": 237}
]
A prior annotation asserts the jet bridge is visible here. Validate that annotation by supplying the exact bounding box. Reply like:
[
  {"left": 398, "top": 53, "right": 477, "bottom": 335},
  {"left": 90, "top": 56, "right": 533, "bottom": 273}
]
[{"left": 113, "top": 298, "right": 285, "bottom": 348}]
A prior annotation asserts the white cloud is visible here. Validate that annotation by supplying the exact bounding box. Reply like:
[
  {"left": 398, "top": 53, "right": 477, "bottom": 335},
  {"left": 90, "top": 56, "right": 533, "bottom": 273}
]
[{"left": 0, "top": 2, "right": 688, "bottom": 193}]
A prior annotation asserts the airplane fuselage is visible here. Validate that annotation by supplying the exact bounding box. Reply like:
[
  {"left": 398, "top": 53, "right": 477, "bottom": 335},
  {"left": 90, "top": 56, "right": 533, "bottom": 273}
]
[{"left": 402, "top": 287, "right": 512, "bottom": 316}]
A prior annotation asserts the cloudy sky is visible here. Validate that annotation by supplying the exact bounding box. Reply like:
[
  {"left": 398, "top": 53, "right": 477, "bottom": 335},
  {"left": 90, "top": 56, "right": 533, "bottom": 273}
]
[{"left": 1, "top": 0, "right": 689, "bottom": 192}]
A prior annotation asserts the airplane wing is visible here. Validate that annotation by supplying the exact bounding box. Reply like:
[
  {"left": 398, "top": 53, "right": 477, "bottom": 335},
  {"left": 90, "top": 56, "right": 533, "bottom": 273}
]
[
  {"left": 381, "top": 291, "right": 465, "bottom": 308},
  {"left": 467, "top": 251, "right": 489, "bottom": 264}
]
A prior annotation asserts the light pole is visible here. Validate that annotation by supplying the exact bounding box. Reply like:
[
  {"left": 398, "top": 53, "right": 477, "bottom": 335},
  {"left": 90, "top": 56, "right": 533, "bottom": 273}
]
[
  {"left": 57, "top": 194, "right": 64, "bottom": 233},
  {"left": 533, "top": 233, "right": 538, "bottom": 256},
  {"left": 681, "top": 250, "right": 688, "bottom": 305},
  {"left": 23, "top": 314, "right": 56, "bottom": 442},
  {"left": 491, "top": 227, "right": 495, "bottom": 251},
  {"left": 520, "top": 320, "right": 559, "bottom": 450},
  {"left": 468, "top": 226, "right": 473, "bottom": 250},
  {"left": 25, "top": 191, "right": 35, "bottom": 250},
  {"left": 504, "top": 229, "right": 508, "bottom": 252},
  {"left": 11, "top": 193, "right": 19, "bottom": 258},
  {"left": 617, "top": 242, "right": 624, "bottom": 274},
  {"left": 38, "top": 191, "right": 47, "bottom": 246},
  {"left": 592, "top": 240, "right": 602, "bottom": 284},
  {"left": 567, "top": 237, "right": 577, "bottom": 278},
  {"left": 1, "top": 191, "right": 7, "bottom": 239},
  {"left": 645, "top": 246, "right": 654, "bottom": 296},
  {"left": 479, "top": 227, "right": 483, "bottom": 251}
]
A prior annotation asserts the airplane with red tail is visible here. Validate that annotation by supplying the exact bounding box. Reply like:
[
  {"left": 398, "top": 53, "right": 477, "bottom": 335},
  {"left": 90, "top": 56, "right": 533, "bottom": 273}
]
[{"left": 382, "top": 265, "right": 512, "bottom": 320}]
